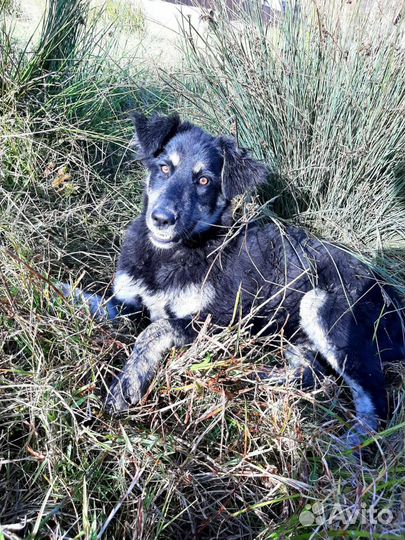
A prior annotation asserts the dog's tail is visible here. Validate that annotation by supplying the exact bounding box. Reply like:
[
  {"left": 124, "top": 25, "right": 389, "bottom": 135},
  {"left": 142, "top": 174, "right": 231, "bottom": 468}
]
[{"left": 57, "top": 282, "right": 138, "bottom": 321}]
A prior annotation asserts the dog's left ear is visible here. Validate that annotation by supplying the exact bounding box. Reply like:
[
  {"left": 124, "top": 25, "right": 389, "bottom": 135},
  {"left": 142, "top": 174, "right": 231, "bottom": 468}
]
[
  {"left": 219, "top": 137, "right": 268, "bottom": 200},
  {"left": 130, "top": 112, "right": 181, "bottom": 158}
]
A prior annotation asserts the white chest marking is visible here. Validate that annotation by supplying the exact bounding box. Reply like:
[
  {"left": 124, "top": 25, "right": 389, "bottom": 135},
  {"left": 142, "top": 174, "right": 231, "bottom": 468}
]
[{"left": 113, "top": 272, "right": 215, "bottom": 321}]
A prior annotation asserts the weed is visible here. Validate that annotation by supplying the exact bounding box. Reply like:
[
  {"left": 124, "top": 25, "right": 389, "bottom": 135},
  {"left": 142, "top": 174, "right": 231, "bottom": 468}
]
[{"left": 103, "top": 0, "right": 145, "bottom": 35}]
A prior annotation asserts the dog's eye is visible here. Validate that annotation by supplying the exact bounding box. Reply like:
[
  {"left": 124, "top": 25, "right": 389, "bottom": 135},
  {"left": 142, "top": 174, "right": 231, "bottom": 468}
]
[
  {"left": 198, "top": 176, "right": 210, "bottom": 186},
  {"left": 161, "top": 165, "right": 170, "bottom": 175}
]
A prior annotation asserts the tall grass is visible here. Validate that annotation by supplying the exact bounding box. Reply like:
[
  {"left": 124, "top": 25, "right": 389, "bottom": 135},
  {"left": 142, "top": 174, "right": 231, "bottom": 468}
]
[
  {"left": 0, "top": 0, "right": 166, "bottom": 268},
  {"left": 33, "top": 0, "right": 88, "bottom": 75},
  {"left": 1, "top": 1, "right": 405, "bottom": 539},
  {"left": 103, "top": 0, "right": 145, "bottom": 34},
  {"left": 0, "top": 2, "right": 159, "bottom": 537}
]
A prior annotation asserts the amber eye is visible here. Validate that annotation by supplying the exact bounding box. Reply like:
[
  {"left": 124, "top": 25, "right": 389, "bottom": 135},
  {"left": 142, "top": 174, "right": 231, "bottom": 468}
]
[
  {"left": 161, "top": 164, "right": 170, "bottom": 175},
  {"left": 198, "top": 176, "right": 210, "bottom": 186}
]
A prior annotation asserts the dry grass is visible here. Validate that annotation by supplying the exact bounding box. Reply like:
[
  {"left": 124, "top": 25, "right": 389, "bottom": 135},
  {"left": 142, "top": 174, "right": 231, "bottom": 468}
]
[{"left": 1, "top": 1, "right": 405, "bottom": 539}]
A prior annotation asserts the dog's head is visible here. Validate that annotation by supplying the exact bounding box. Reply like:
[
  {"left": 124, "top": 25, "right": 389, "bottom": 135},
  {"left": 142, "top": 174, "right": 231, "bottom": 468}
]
[{"left": 132, "top": 113, "right": 268, "bottom": 249}]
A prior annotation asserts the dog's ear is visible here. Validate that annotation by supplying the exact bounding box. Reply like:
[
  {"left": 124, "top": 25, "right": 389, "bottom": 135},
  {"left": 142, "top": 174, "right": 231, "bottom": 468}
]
[
  {"left": 219, "top": 137, "right": 268, "bottom": 200},
  {"left": 130, "top": 112, "right": 181, "bottom": 158}
]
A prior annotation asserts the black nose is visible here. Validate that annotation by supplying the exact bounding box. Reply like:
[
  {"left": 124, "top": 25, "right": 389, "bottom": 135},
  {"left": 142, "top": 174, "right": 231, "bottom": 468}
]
[{"left": 151, "top": 208, "right": 177, "bottom": 228}]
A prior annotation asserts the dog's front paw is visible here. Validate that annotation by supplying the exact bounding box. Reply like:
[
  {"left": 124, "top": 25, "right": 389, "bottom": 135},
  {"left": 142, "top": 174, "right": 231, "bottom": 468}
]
[{"left": 105, "top": 367, "right": 150, "bottom": 414}]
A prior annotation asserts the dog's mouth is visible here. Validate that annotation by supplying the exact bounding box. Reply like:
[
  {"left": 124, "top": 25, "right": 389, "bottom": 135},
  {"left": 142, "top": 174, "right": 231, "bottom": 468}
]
[
  {"left": 147, "top": 219, "right": 219, "bottom": 250},
  {"left": 148, "top": 229, "right": 181, "bottom": 249},
  {"left": 149, "top": 235, "right": 178, "bottom": 249},
  {"left": 146, "top": 211, "right": 207, "bottom": 249}
]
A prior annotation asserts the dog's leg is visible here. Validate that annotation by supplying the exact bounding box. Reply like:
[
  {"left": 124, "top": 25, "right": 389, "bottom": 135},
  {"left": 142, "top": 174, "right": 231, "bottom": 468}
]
[
  {"left": 105, "top": 318, "right": 195, "bottom": 413},
  {"left": 299, "top": 288, "right": 387, "bottom": 445},
  {"left": 58, "top": 282, "right": 141, "bottom": 321},
  {"left": 285, "top": 339, "right": 330, "bottom": 389},
  {"left": 255, "top": 343, "right": 328, "bottom": 388}
]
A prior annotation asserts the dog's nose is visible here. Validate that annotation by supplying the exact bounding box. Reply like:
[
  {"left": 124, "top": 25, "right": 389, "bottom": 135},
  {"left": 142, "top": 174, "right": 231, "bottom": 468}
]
[{"left": 151, "top": 208, "right": 177, "bottom": 228}]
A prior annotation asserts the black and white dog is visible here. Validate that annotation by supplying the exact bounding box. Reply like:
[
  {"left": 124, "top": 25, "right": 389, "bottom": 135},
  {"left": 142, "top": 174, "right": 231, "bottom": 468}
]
[{"left": 67, "top": 113, "right": 404, "bottom": 441}]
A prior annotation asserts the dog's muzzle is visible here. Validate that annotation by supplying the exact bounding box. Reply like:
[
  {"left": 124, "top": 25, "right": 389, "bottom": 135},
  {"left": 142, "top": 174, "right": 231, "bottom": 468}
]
[{"left": 147, "top": 206, "right": 180, "bottom": 248}]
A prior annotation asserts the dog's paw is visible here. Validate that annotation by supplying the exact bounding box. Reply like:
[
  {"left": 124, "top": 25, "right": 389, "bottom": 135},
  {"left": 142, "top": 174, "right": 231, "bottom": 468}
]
[{"left": 105, "top": 367, "right": 150, "bottom": 414}]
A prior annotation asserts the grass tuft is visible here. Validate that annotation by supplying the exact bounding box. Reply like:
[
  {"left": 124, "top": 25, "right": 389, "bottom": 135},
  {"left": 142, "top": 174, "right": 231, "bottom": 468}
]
[{"left": 103, "top": 0, "right": 145, "bottom": 35}]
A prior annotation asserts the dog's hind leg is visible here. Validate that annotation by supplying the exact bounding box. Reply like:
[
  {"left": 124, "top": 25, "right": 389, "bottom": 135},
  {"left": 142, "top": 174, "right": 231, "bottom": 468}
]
[
  {"left": 299, "top": 288, "right": 387, "bottom": 445},
  {"left": 285, "top": 338, "right": 331, "bottom": 389},
  {"left": 258, "top": 342, "right": 329, "bottom": 389}
]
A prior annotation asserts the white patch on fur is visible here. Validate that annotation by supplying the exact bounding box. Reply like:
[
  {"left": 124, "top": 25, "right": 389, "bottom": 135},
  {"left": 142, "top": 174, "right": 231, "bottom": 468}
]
[
  {"left": 114, "top": 272, "right": 141, "bottom": 304},
  {"left": 169, "top": 152, "right": 180, "bottom": 167},
  {"left": 146, "top": 185, "right": 178, "bottom": 245},
  {"left": 344, "top": 376, "right": 377, "bottom": 432},
  {"left": 113, "top": 272, "right": 214, "bottom": 321},
  {"left": 300, "top": 287, "right": 377, "bottom": 434},
  {"left": 193, "top": 161, "right": 206, "bottom": 174},
  {"left": 299, "top": 289, "right": 339, "bottom": 370},
  {"left": 171, "top": 283, "right": 215, "bottom": 318}
]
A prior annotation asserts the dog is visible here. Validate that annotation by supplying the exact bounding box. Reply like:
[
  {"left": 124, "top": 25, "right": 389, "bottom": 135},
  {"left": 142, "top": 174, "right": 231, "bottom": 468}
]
[{"left": 64, "top": 112, "right": 404, "bottom": 443}]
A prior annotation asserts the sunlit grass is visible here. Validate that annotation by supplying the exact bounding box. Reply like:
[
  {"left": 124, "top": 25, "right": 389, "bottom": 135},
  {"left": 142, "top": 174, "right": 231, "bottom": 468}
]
[
  {"left": 103, "top": 0, "right": 145, "bottom": 34},
  {"left": 0, "top": 0, "right": 404, "bottom": 539}
]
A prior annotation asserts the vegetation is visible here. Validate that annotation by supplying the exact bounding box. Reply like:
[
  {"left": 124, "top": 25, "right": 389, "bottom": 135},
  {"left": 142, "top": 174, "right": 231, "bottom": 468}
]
[
  {"left": 103, "top": 0, "right": 145, "bottom": 34},
  {"left": 0, "top": 1, "right": 404, "bottom": 539},
  {"left": 1, "top": 0, "right": 17, "bottom": 15}
]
